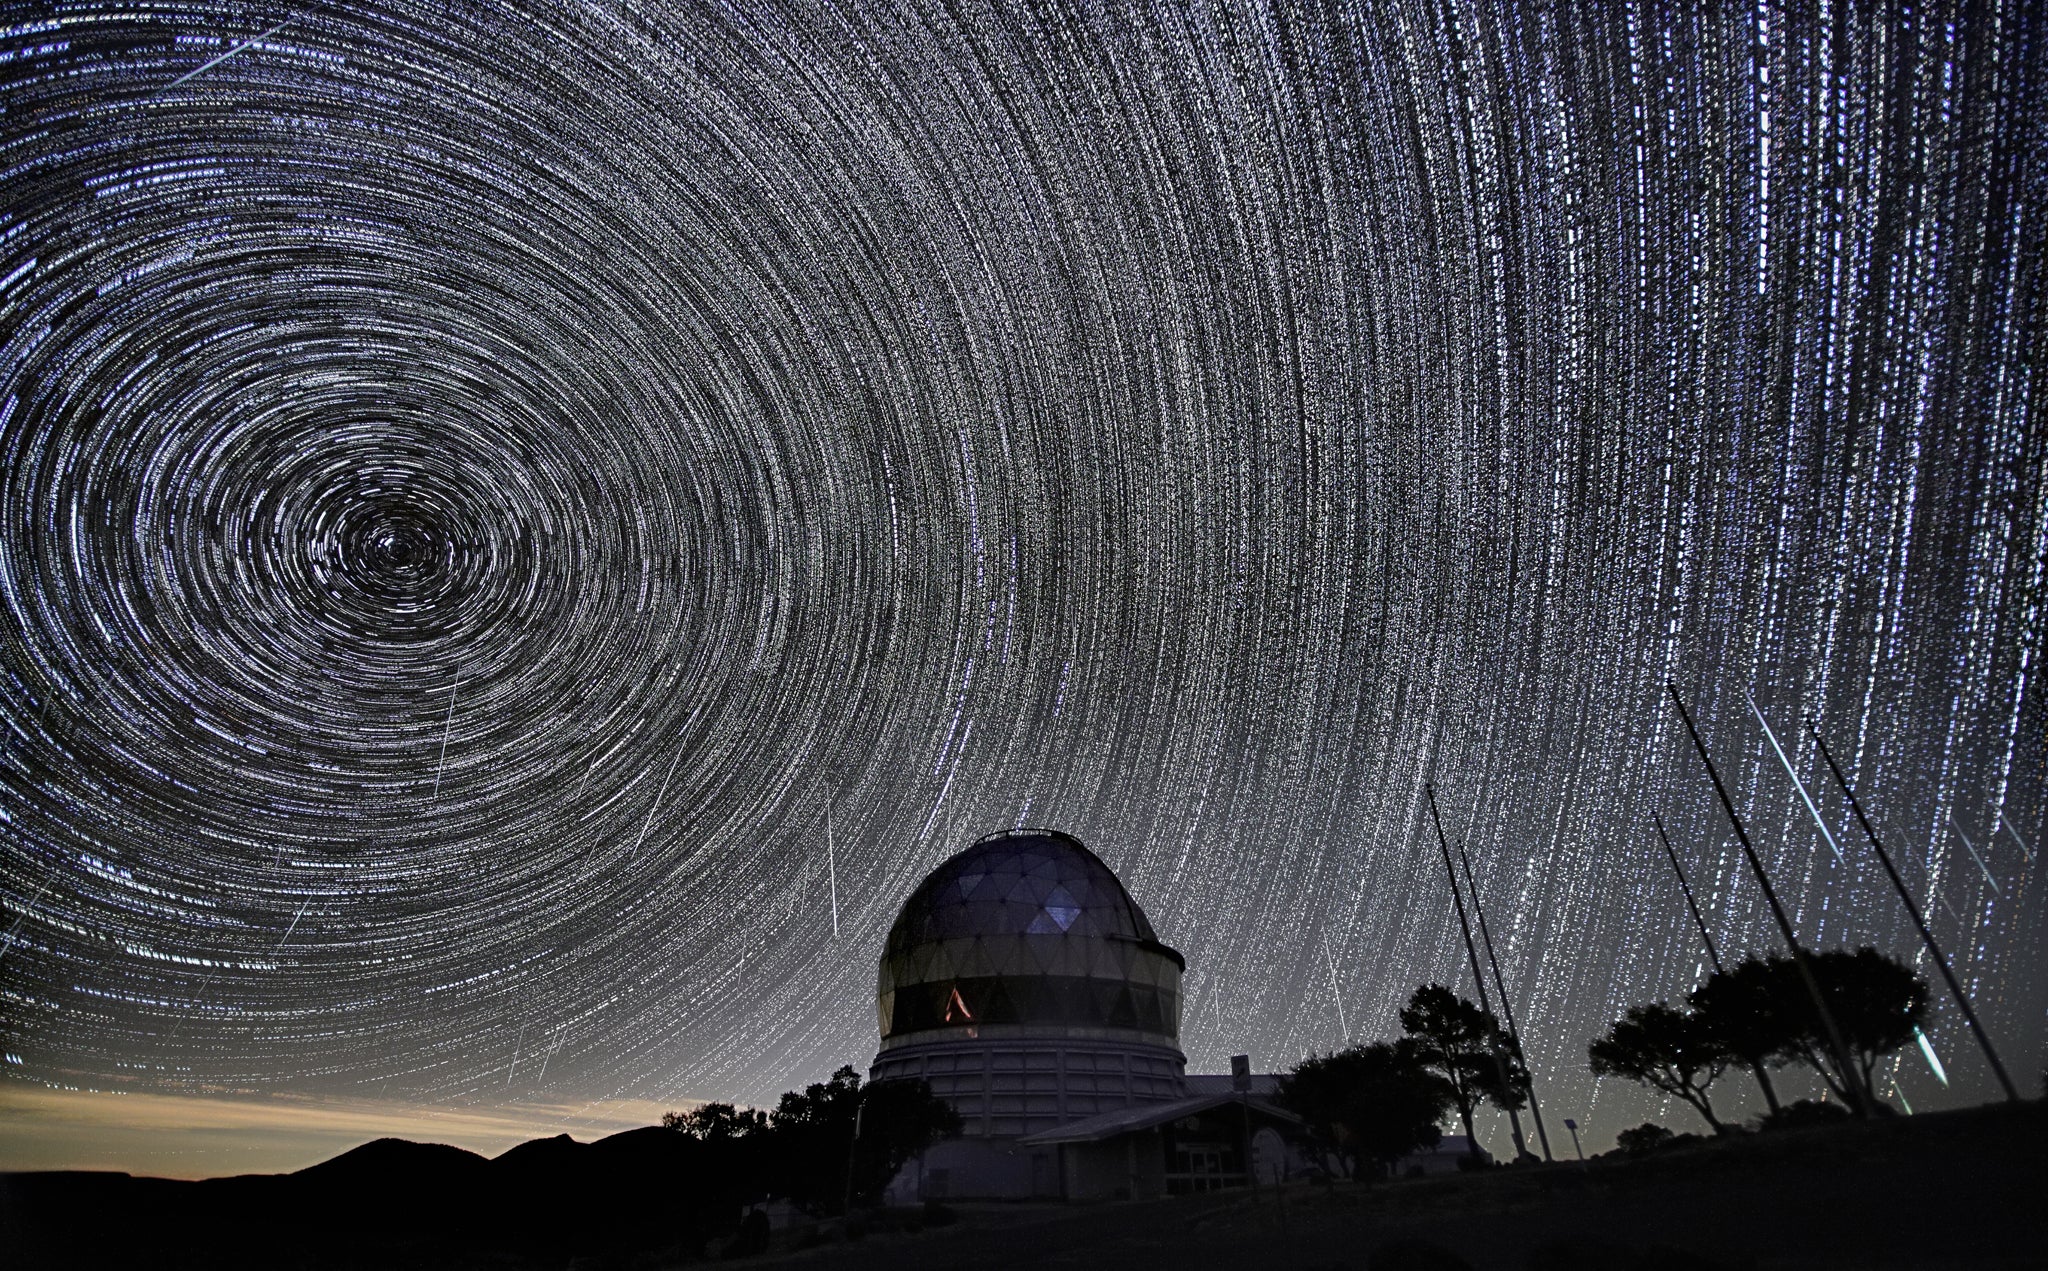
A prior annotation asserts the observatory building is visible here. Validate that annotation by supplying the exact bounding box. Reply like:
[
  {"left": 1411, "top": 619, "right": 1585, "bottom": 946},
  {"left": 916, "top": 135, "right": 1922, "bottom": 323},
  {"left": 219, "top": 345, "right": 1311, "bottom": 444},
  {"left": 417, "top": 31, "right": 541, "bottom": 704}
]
[{"left": 871, "top": 828, "right": 1297, "bottom": 1201}]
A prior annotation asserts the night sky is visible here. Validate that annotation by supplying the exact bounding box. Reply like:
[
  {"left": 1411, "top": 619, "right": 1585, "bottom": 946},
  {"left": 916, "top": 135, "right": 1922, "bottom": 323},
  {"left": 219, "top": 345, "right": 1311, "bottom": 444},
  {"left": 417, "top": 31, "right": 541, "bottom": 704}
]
[{"left": 1, "top": 1, "right": 2042, "bottom": 1165}]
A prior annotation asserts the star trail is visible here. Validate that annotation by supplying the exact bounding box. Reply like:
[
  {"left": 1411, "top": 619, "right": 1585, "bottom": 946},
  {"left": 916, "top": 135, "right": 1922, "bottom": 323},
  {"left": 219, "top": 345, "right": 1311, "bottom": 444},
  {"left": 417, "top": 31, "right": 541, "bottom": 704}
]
[{"left": 1, "top": 0, "right": 2042, "bottom": 1152}]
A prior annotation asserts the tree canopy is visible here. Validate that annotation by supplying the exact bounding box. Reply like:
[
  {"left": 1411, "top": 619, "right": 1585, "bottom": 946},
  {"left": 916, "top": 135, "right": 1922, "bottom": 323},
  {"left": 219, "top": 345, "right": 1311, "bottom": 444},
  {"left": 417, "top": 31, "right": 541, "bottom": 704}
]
[
  {"left": 1588, "top": 1001, "right": 1731, "bottom": 1132},
  {"left": 1281, "top": 1038, "right": 1452, "bottom": 1178},
  {"left": 663, "top": 1102, "right": 769, "bottom": 1141},
  {"left": 1399, "top": 984, "right": 1525, "bottom": 1155},
  {"left": 1688, "top": 947, "right": 1928, "bottom": 1112},
  {"left": 662, "top": 1064, "right": 959, "bottom": 1211},
  {"left": 1802, "top": 947, "right": 1930, "bottom": 1097}
]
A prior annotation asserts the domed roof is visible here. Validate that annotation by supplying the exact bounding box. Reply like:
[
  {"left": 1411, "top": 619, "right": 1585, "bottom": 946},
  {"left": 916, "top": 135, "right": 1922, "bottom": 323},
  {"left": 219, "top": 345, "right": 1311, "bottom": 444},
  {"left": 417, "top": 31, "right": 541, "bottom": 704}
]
[
  {"left": 884, "top": 829, "right": 1165, "bottom": 956},
  {"left": 876, "top": 829, "right": 1185, "bottom": 1047}
]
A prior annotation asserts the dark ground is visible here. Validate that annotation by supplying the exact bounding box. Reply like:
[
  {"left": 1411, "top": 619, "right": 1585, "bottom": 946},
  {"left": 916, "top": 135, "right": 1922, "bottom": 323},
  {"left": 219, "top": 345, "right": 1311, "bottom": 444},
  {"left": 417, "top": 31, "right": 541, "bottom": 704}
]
[
  {"left": 734, "top": 1102, "right": 2048, "bottom": 1271},
  {"left": 4, "top": 1101, "right": 2043, "bottom": 1270}
]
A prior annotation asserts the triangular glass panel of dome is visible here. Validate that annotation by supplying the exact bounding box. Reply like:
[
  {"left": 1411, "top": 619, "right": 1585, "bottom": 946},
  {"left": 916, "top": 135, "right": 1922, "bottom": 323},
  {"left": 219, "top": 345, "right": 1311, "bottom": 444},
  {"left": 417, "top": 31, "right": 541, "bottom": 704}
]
[
  {"left": 1076, "top": 943, "right": 1106, "bottom": 978},
  {"left": 1043, "top": 940, "right": 1085, "bottom": 975},
  {"left": 955, "top": 938, "right": 995, "bottom": 977},
  {"left": 956, "top": 871, "right": 986, "bottom": 898},
  {"left": 992, "top": 935, "right": 1037, "bottom": 975},
  {"left": 1040, "top": 884, "right": 1081, "bottom": 931},
  {"left": 1018, "top": 939, "right": 1054, "bottom": 974}
]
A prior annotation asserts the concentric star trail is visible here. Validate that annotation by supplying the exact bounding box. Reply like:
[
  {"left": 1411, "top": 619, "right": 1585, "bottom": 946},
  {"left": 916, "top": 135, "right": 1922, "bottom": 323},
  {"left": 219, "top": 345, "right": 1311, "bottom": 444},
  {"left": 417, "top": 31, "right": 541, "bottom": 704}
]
[{"left": 0, "top": 1, "right": 2040, "bottom": 1146}]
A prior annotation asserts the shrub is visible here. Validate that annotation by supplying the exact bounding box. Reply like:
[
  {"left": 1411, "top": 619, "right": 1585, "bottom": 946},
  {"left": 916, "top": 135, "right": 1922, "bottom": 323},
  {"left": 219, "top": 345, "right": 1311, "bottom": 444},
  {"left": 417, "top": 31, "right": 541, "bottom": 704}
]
[
  {"left": 1762, "top": 1098, "right": 1852, "bottom": 1131},
  {"left": 1615, "top": 1123, "right": 1676, "bottom": 1155}
]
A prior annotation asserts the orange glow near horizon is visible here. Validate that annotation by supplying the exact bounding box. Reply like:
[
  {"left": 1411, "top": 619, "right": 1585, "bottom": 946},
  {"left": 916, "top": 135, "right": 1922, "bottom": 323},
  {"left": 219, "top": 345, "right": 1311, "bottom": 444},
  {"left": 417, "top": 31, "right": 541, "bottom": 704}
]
[{"left": 0, "top": 1085, "right": 696, "bottom": 1179}]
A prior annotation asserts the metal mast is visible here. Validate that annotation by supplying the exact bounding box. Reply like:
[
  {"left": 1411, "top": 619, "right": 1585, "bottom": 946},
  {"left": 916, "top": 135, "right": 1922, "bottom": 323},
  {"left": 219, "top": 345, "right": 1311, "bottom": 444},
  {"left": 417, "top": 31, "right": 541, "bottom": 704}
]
[
  {"left": 1426, "top": 784, "right": 1532, "bottom": 1160},
  {"left": 1456, "top": 842, "right": 1555, "bottom": 1161},
  {"left": 1810, "top": 727, "right": 2021, "bottom": 1104},
  {"left": 1668, "top": 684, "right": 1870, "bottom": 1114}
]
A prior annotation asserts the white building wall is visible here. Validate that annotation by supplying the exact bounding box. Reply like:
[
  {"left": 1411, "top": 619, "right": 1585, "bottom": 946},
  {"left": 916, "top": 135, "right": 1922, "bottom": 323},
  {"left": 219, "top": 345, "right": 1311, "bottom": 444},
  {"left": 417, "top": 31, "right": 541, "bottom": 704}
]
[{"left": 872, "top": 1035, "right": 1185, "bottom": 1140}]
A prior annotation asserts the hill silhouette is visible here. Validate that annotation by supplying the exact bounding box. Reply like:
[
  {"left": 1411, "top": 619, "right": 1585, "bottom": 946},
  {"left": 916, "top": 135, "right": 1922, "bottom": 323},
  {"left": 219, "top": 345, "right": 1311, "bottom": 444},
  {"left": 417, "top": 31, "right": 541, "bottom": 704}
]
[
  {"left": 296, "top": 1135, "right": 490, "bottom": 1183},
  {"left": 491, "top": 1131, "right": 583, "bottom": 1175},
  {"left": 1, "top": 1126, "right": 745, "bottom": 1270}
]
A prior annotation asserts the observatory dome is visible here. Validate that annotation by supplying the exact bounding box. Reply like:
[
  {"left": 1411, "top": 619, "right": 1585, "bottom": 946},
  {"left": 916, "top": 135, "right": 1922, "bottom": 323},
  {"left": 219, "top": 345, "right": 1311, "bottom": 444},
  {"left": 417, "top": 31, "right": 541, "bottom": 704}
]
[
  {"left": 869, "top": 828, "right": 1189, "bottom": 1173},
  {"left": 876, "top": 828, "right": 1184, "bottom": 1048}
]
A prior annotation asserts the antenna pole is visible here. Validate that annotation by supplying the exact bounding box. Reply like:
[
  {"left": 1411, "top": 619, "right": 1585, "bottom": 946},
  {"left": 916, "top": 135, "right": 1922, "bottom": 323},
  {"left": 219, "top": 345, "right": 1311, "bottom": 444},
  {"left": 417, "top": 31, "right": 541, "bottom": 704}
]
[
  {"left": 1809, "top": 727, "right": 2021, "bottom": 1104},
  {"left": 1651, "top": 810, "right": 1781, "bottom": 1113},
  {"left": 1651, "top": 811, "right": 1724, "bottom": 975},
  {"left": 1668, "top": 684, "right": 1870, "bottom": 1114},
  {"left": 1426, "top": 784, "right": 1531, "bottom": 1161},
  {"left": 1457, "top": 843, "right": 1555, "bottom": 1161}
]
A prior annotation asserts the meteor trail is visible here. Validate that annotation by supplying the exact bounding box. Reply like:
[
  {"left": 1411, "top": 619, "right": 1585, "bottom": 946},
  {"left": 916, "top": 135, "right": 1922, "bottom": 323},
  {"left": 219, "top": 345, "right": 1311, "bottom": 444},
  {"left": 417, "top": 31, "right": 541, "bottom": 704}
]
[
  {"left": 273, "top": 896, "right": 312, "bottom": 953},
  {"left": 162, "top": 18, "right": 296, "bottom": 93},
  {"left": 1746, "top": 693, "right": 1842, "bottom": 862},
  {"left": 1321, "top": 939, "right": 1349, "bottom": 1041},
  {"left": 631, "top": 749, "right": 683, "bottom": 856},
  {"left": 826, "top": 806, "right": 840, "bottom": 939},
  {"left": 1949, "top": 814, "right": 2000, "bottom": 894},
  {"left": 1999, "top": 813, "right": 2034, "bottom": 862},
  {"left": 431, "top": 676, "right": 459, "bottom": 800}
]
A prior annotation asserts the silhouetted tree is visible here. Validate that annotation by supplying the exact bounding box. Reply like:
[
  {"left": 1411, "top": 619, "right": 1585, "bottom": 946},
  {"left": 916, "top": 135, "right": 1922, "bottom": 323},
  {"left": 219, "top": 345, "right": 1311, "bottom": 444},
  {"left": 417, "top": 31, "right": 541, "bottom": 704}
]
[
  {"left": 1588, "top": 1002, "right": 1732, "bottom": 1132},
  {"left": 850, "top": 1077, "right": 962, "bottom": 1204},
  {"left": 664, "top": 1101, "right": 770, "bottom": 1141},
  {"left": 1691, "top": 948, "right": 1927, "bottom": 1112},
  {"left": 1614, "top": 1122, "right": 1678, "bottom": 1155},
  {"left": 1789, "top": 947, "right": 1929, "bottom": 1103},
  {"left": 662, "top": 1101, "right": 774, "bottom": 1209},
  {"left": 755, "top": 1065, "right": 960, "bottom": 1210},
  {"left": 1468, "top": 1034, "right": 1532, "bottom": 1115},
  {"left": 1400, "top": 984, "right": 1520, "bottom": 1159},
  {"left": 1687, "top": 957, "right": 1789, "bottom": 1115},
  {"left": 1281, "top": 1038, "right": 1453, "bottom": 1179},
  {"left": 764, "top": 1065, "right": 864, "bottom": 1208}
]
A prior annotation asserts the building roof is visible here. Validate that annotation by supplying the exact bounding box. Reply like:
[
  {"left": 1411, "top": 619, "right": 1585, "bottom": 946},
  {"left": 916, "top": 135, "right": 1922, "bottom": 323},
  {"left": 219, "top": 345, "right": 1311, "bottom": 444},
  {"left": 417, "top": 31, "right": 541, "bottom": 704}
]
[
  {"left": 1015, "top": 1092, "right": 1301, "bottom": 1145},
  {"left": 1183, "top": 1073, "right": 1283, "bottom": 1096}
]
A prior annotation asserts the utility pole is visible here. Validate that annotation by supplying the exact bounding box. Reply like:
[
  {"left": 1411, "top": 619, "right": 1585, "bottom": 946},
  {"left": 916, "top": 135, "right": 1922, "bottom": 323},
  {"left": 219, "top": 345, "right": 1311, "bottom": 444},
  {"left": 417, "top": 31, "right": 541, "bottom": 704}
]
[
  {"left": 1810, "top": 727, "right": 2022, "bottom": 1104},
  {"left": 1457, "top": 843, "right": 1554, "bottom": 1162},
  {"left": 1426, "top": 784, "right": 1531, "bottom": 1161},
  {"left": 1668, "top": 684, "right": 1871, "bottom": 1115}
]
